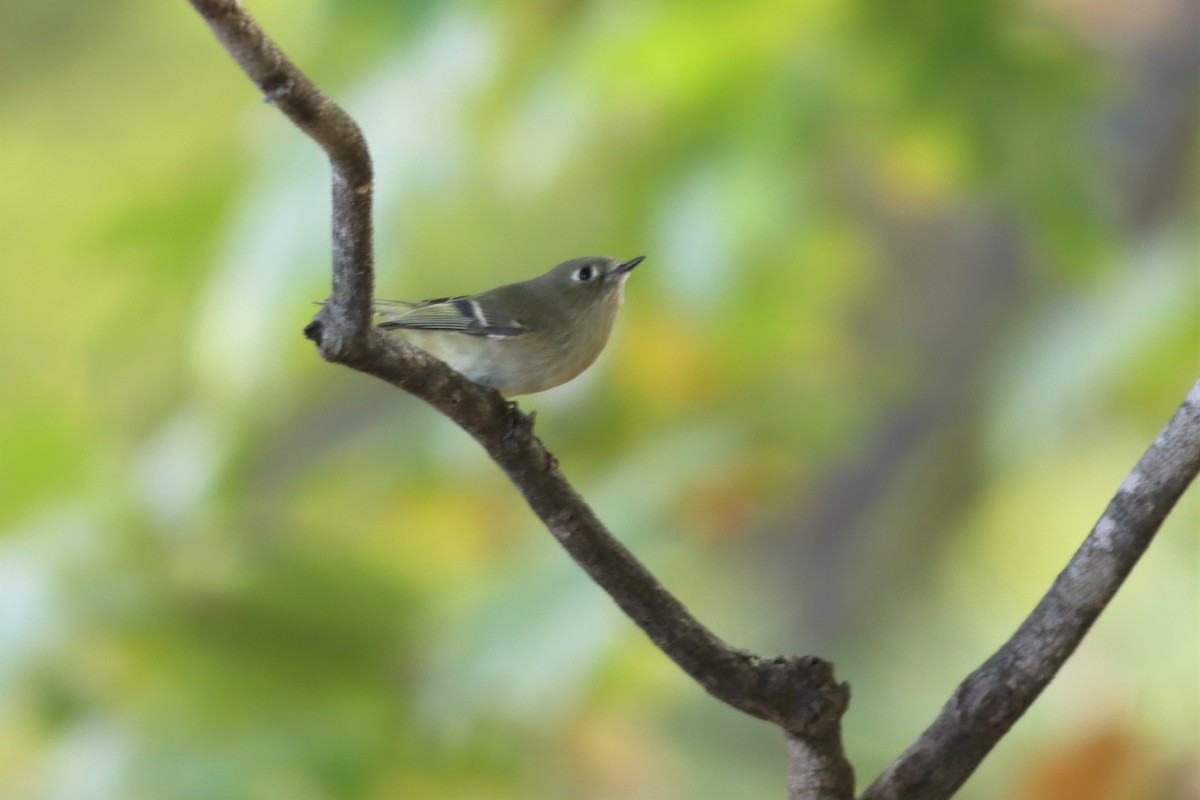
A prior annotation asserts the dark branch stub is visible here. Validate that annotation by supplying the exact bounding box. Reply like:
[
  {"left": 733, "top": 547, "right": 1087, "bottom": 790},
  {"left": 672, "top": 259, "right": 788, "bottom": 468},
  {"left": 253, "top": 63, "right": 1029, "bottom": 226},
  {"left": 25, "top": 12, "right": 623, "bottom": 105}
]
[{"left": 302, "top": 319, "right": 323, "bottom": 343}]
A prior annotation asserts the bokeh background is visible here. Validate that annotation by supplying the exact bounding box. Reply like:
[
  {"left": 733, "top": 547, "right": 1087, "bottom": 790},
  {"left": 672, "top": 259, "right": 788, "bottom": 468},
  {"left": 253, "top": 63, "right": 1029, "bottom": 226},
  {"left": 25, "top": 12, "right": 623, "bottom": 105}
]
[{"left": 2, "top": 0, "right": 1197, "bottom": 798}]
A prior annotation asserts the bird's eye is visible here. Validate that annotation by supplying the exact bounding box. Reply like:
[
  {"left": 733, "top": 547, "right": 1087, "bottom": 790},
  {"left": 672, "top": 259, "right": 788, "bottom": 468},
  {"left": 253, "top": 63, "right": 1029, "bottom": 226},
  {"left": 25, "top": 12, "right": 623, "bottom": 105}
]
[{"left": 574, "top": 265, "right": 595, "bottom": 282}]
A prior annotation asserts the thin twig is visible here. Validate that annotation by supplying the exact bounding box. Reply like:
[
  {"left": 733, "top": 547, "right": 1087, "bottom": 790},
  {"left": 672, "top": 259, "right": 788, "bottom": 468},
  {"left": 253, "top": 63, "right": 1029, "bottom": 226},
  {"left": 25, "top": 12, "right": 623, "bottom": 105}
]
[{"left": 861, "top": 380, "right": 1200, "bottom": 800}]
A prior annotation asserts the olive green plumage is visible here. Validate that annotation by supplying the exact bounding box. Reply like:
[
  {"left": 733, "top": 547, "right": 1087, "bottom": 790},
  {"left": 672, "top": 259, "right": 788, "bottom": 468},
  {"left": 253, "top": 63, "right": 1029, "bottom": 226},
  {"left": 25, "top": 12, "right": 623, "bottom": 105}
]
[{"left": 373, "top": 255, "right": 644, "bottom": 396}]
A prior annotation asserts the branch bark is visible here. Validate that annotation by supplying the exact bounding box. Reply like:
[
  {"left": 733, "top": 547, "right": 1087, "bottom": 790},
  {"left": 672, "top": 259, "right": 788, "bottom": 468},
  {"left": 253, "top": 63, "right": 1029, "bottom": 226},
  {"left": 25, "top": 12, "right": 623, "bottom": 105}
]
[
  {"left": 185, "top": 1, "right": 854, "bottom": 797},
  {"left": 185, "top": 3, "right": 1199, "bottom": 799},
  {"left": 185, "top": 0, "right": 374, "bottom": 355},
  {"left": 861, "top": 380, "right": 1200, "bottom": 799}
]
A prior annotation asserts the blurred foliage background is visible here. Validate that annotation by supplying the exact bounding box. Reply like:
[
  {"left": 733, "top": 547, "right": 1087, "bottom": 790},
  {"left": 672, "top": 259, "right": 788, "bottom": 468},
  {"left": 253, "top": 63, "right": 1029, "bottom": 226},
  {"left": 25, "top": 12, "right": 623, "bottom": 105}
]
[{"left": 1, "top": 0, "right": 1197, "bottom": 798}]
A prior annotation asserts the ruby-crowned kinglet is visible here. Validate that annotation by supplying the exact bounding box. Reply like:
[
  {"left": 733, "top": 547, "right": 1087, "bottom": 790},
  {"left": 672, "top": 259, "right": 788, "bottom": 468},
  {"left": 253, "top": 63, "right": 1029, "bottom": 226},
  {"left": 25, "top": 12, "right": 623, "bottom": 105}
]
[{"left": 372, "top": 255, "right": 644, "bottom": 396}]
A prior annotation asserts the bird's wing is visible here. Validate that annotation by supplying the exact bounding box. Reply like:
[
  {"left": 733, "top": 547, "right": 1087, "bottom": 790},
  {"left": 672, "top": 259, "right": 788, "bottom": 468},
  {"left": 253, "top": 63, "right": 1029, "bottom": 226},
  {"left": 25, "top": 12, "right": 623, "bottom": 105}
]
[{"left": 373, "top": 297, "right": 531, "bottom": 337}]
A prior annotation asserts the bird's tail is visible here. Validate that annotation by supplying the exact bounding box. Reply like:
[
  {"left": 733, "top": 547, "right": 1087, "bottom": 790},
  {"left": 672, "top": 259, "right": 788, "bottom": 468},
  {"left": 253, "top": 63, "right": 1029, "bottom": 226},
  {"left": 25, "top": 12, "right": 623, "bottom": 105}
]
[
  {"left": 371, "top": 299, "right": 421, "bottom": 317},
  {"left": 370, "top": 299, "right": 425, "bottom": 328},
  {"left": 312, "top": 298, "right": 422, "bottom": 323}
]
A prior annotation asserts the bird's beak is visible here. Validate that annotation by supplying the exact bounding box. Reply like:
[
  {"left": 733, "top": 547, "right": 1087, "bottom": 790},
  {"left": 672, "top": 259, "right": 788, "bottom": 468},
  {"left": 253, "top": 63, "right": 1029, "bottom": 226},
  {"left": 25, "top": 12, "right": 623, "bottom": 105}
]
[{"left": 613, "top": 255, "right": 645, "bottom": 275}]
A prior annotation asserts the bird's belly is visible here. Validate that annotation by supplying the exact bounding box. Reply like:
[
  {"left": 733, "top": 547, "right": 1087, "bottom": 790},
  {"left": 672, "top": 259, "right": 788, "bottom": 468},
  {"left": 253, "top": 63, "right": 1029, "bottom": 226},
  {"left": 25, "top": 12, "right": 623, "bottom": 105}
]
[{"left": 402, "top": 330, "right": 603, "bottom": 396}]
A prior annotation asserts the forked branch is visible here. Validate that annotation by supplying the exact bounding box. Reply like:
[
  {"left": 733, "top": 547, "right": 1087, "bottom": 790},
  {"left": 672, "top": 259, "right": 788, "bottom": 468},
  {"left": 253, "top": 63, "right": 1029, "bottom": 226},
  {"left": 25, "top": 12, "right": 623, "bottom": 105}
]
[{"left": 185, "top": 3, "right": 1200, "bottom": 799}]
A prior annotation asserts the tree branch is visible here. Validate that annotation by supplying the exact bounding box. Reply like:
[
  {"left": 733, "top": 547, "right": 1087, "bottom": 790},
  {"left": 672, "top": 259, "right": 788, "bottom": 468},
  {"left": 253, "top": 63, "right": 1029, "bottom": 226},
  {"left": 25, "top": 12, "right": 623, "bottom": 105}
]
[
  {"left": 185, "top": 4, "right": 1199, "bottom": 799},
  {"left": 861, "top": 380, "right": 1200, "bottom": 799},
  {"left": 187, "top": 0, "right": 375, "bottom": 353},
  {"left": 185, "top": 2, "right": 854, "bottom": 797}
]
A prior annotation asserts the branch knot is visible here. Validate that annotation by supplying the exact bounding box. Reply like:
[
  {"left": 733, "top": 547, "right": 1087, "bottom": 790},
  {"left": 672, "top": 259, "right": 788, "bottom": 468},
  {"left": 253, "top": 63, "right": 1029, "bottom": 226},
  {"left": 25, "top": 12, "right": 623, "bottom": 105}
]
[{"left": 756, "top": 655, "right": 850, "bottom": 736}]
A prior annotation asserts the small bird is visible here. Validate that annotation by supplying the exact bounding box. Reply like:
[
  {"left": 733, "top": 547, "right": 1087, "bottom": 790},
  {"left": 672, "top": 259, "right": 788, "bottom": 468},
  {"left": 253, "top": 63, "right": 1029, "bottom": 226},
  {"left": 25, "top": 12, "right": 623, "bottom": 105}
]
[{"left": 372, "top": 255, "right": 644, "bottom": 396}]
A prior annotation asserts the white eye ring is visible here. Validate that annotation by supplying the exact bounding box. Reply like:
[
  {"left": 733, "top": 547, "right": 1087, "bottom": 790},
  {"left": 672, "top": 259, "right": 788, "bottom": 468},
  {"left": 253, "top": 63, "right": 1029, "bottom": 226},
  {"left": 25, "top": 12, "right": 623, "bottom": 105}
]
[{"left": 573, "top": 265, "right": 596, "bottom": 282}]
